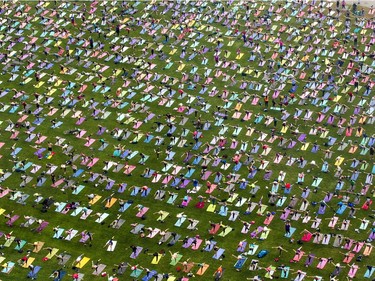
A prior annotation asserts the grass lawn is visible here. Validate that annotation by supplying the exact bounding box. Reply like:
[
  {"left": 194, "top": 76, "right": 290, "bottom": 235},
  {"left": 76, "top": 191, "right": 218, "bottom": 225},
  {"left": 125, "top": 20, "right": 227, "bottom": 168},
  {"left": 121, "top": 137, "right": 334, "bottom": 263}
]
[{"left": 0, "top": 0, "right": 374, "bottom": 281}]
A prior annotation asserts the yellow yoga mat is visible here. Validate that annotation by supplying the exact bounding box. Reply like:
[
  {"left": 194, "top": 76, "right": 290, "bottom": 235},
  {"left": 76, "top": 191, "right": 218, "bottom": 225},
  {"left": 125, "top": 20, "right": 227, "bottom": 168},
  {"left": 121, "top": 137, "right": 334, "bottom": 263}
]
[
  {"left": 151, "top": 254, "right": 162, "bottom": 265},
  {"left": 320, "top": 131, "right": 329, "bottom": 138},
  {"left": 22, "top": 257, "right": 35, "bottom": 268},
  {"left": 301, "top": 143, "right": 310, "bottom": 151},
  {"left": 235, "top": 103, "right": 242, "bottom": 111},
  {"left": 206, "top": 204, "right": 216, "bottom": 212},
  {"left": 34, "top": 82, "right": 44, "bottom": 88},
  {"left": 54, "top": 80, "right": 63, "bottom": 87},
  {"left": 245, "top": 69, "right": 253, "bottom": 75},
  {"left": 89, "top": 195, "right": 102, "bottom": 205},
  {"left": 76, "top": 257, "right": 90, "bottom": 269},
  {"left": 188, "top": 20, "right": 195, "bottom": 27},
  {"left": 105, "top": 198, "right": 117, "bottom": 209},
  {"left": 177, "top": 64, "right": 185, "bottom": 71},
  {"left": 334, "top": 157, "right": 344, "bottom": 166},
  {"left": 236, "top": 53, "right": 244, "bottom": 60},
  {"left": 47, "top": 89, "right": 57, "bottom": 96},
  {"left": 46, "top": 248, "right": 59, "bottom": 259},
  {"left": 157, "top": 211, "right": 169, "bottom": 221},
  {"left": 198, "top": 25, "right": 205, "bottom": 31},
  {"left": 227, "top": 193, "right": 238, "bottom": 203},
  {"left": 281, "top": 126, "right": 289, "bottom": 133}
]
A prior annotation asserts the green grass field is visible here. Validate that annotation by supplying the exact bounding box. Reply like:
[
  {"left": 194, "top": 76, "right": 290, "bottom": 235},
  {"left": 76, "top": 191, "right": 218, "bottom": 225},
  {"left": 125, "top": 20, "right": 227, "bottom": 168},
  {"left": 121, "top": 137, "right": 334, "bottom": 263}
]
[{"left": 0, "top": 0, "right": 374, "bottom": 280}]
